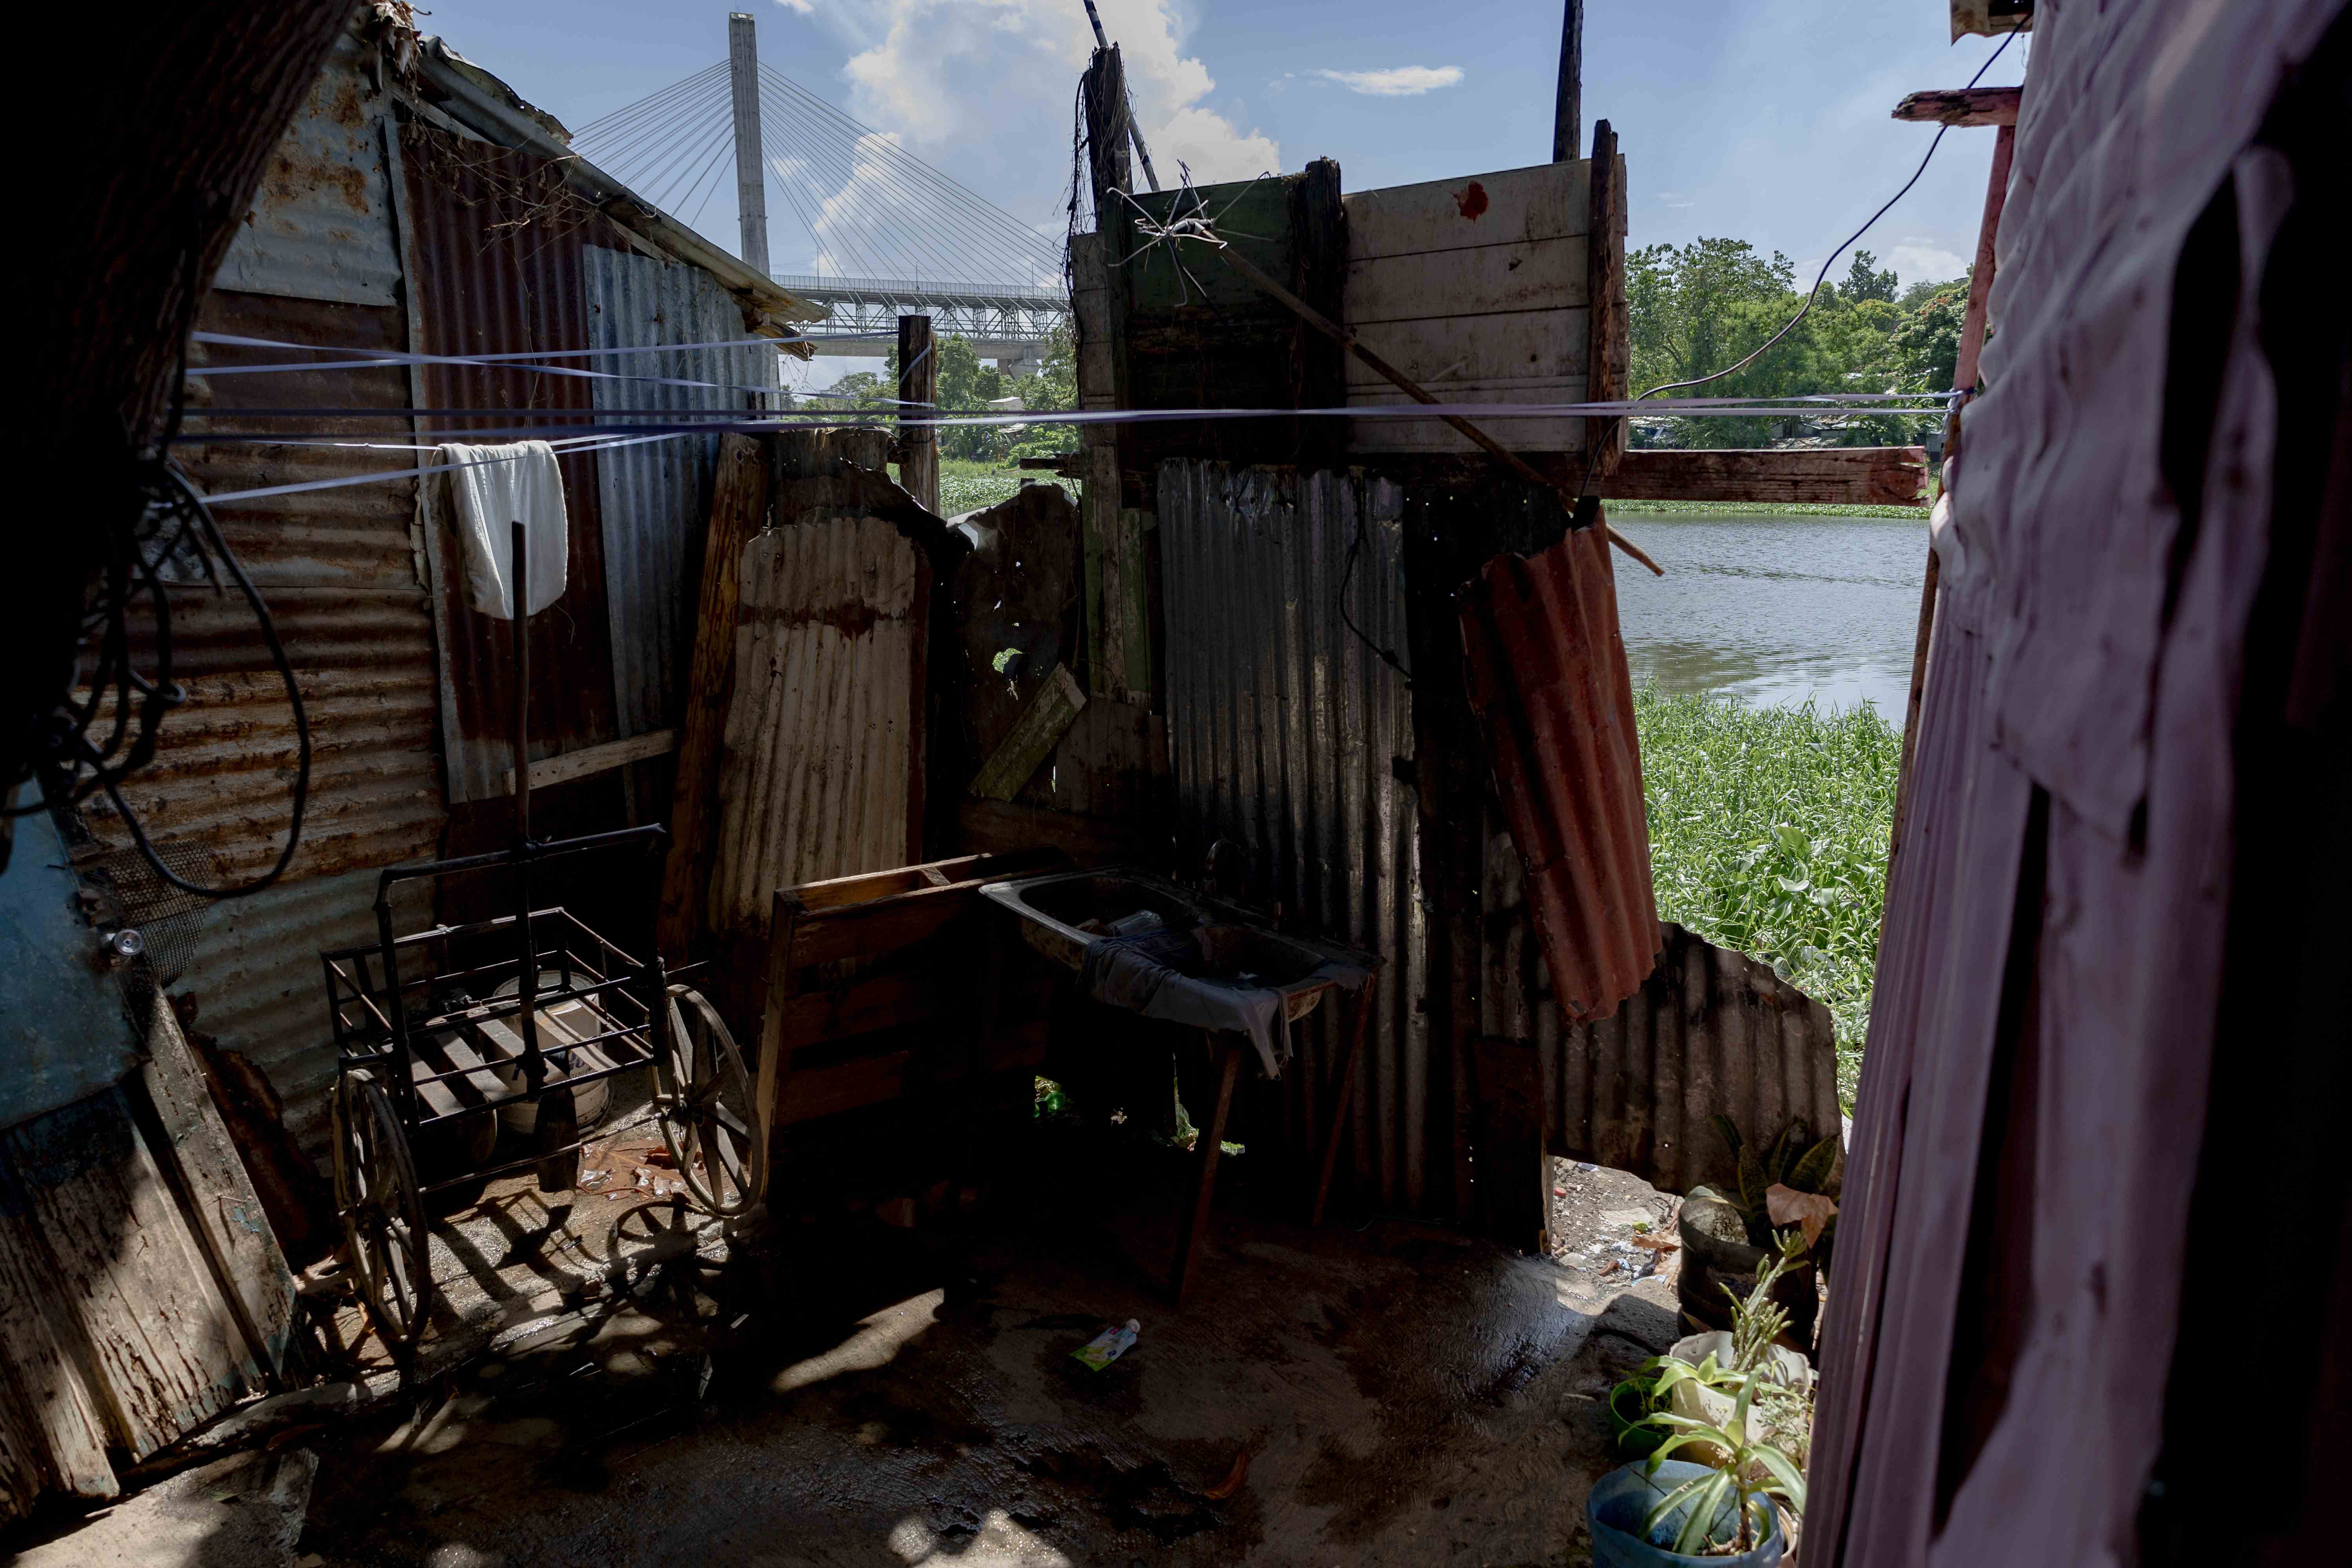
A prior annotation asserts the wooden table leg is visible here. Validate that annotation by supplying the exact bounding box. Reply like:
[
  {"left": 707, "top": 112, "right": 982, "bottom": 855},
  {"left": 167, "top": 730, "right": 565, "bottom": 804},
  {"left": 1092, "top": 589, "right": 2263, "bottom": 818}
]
[
  {"left": 1310, "top": 978, "right": 1377, "bottom": 1228},
  {"left": 1171, "top": 1034, "right": 1241, "bottom": 1306}
]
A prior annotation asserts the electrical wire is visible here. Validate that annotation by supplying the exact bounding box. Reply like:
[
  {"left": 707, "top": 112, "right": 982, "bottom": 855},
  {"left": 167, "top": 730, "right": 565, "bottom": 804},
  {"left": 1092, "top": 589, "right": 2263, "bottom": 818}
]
[{"left": 1633, "top": 29, "right": 2019, "bottom": 404}]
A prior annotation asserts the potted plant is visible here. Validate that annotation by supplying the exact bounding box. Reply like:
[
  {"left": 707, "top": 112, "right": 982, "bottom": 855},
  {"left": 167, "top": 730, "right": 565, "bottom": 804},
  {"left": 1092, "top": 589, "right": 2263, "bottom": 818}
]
[
  {"left": 1585, "top": 1378, "right": 1804, "bottom": 1565},
  {"left": 1587, "top": 1236, "right": 1815, "bottom": 1563},
  {"left": 1677, "top": 1115, "right": 1838, "bottom": 1344},
  {"left": 1607, "top": 1365, "right": 1669, "bottom": 1459}
]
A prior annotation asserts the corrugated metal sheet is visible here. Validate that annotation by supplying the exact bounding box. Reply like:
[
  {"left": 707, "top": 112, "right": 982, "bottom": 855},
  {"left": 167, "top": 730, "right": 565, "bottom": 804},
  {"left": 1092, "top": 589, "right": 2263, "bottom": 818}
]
[
  {"left": 172, "top": 869, "right": 432, "bottom": 1158},
  {"left": 86, "top": 290, "right": 445, "bottom": 890},
  {"left": 1459, "top": 523, "right": 1658, "bottom": 1023},
  {"left": 583, "top": 244, "right": 776, "bottom": 739},
  {"left": 1809, "top": 4, "right": 2344, "bottom": 1561},
  {"left": 402, "top": 119, "right": 621, "bottom": 803},
  {"left": 212, "top": 27, "right": 402, "bottom": 307},
  {"left": 1475, "top": 860, "right": 1841, "bottom": 1195},
  {"left": 1156, "top": 461, "right": 1431, "bottom": 1209},
  {"left": 708, "top": 517, "right": 929, "bottom": 939}
]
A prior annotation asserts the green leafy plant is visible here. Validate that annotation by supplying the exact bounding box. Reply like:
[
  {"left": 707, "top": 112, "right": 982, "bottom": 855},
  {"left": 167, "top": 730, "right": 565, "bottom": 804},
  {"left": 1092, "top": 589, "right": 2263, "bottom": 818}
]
[
  {"left": 1639, "top": 1373, "right": 1807, "bottom": 1555},
  {"left": 1712, "top": 1114, "right": 1840, "bottom": 1252}
]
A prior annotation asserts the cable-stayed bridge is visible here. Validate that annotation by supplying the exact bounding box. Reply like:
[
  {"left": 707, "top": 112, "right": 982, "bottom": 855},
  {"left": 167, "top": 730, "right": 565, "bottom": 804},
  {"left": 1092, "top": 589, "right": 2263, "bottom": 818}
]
[{"left": 570, "top": 16, "right": 1069, "bottom": 376}]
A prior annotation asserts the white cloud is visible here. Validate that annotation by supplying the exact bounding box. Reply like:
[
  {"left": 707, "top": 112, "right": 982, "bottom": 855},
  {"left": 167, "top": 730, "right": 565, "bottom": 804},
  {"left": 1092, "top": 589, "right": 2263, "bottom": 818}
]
[
  {"left": 1886, "top": 241, "right": 1970, "bottom": 283},
  {"left": 822, "top": 2, "right": 1277, "bottom": 186},
  {"left": 1314, "top": 65, "right": 1463, "bottom": 98},
  {"left": 772, "top": 0, "right": 815, "bottom": 14}
]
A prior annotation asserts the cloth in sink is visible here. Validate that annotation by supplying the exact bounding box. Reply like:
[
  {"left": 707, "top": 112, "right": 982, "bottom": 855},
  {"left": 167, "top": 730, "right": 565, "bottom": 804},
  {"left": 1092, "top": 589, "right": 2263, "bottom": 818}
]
[{"left": 1076, "top": 926, "right": 1373, "bottom": 1078}]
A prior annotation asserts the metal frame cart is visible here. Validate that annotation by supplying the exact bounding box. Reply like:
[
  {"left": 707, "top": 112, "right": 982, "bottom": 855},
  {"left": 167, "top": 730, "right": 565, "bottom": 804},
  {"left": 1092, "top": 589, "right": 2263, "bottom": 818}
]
[{"left": 319, "top": 523, "right": 764, "bottom": 1350}]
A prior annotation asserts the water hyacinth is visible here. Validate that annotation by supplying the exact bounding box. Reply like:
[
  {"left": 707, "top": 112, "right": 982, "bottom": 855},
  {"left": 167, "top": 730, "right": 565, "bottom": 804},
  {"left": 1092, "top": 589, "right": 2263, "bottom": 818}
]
[{"left": 1633, "top": 686, "right": 1900, "bottom": 1105}]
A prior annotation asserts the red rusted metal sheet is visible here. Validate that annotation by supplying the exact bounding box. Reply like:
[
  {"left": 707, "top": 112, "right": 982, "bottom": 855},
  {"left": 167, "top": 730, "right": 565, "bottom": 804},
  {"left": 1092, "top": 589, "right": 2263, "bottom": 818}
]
[
  {"left": 1457, "top": 519, "right": 1659, "bottom": 1024},
  {"left": 400, "top": 120, "right": 621, "bottom": 803},
  {"left": 87, "top": 290, "right": 445, "bottom": 887},
  {"left": 1809, "top": 2, "right": 2345, "bottom": 1562}
]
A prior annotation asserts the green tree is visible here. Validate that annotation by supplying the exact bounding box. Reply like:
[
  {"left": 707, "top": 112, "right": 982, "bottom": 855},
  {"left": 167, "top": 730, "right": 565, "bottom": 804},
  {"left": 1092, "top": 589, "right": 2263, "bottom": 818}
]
[
  {"left": 1003, "top": 323, "right": 1078, "bottom": 464},
  {"left": 1842, "top": 249, "right": 1899, "bottom": 303},
  {"left": 1893, "top": 278, "right": 1970, "bottom": 393}
]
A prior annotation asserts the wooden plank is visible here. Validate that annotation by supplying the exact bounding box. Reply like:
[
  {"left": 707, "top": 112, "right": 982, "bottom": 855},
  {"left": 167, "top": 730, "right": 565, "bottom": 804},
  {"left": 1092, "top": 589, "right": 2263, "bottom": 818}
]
[
  {"left": 1597, "top": 446, "right": 1931, "bottom": 506},
  {"left": 1953, "top": 123, "right": 2017, "bottom": 394},
  {"left": 1584, "top": 129, "right": 1628, "bottom": 477},
  {"left": 897, "top": 314, "right": 938, "bottom": 516},
  {"left": 774, "top": 1022, "right": 1049, "bottom": 1127},
  {"left": 134, "top": 996, "right": 296, "bottom": 1380},
  {"left": 501, "top": 728, "right": 674, "bottom": 795},
  {"left": 1, "top": 1090, "right": 249, "bottom": 1461},
  {"left": 1344, "top": 235, "right": 1591, "bottom": 324},
  {"left": 655, "top": 432, "right": 769, "bottom": 961},
  {"left": 955, "top": 797, "right": 1165, "bottom": 866},
  {"left": 777, "top": 969, "right": 956, "bottom": 1052},
  {"left": 1350, "top": 378, "right": 1589, "bottom": 454},
  {"left": 1891, "top": 85, "right": 2022, "bottom": 126},
  {"left": 970, "top": 663, "right": 1087, "bottom": 801},
  {"left": 0, "top": 1165, "right": 118, "bottom": 1505},
  {"left": 779, "top": 890, "right": 985, "bottom": 975},
  {"left": 1343, "top": 161, "right": 1591, "bottom": 260},
  {"left": 1344, "top": 306, "right": 1590, "bottom": 388}
]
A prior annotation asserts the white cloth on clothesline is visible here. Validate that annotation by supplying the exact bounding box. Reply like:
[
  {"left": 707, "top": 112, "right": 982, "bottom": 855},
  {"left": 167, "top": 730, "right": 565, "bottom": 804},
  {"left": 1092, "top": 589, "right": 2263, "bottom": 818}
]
[{"left": 441, "top": 441, "right": 569, "bottom": 619}]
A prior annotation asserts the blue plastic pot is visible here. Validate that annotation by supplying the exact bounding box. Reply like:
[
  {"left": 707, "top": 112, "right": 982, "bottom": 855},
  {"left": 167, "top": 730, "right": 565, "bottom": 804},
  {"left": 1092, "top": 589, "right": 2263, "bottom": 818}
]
[{"left": 1587, "top": 1460, "right": 1786, "bottom": 1568}]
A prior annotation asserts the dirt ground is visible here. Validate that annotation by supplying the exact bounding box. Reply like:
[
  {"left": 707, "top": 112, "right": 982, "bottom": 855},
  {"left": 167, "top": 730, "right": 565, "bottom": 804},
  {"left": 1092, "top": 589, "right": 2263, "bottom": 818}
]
[{"left": 19, "top": 1122, "right": 1695, "bottom": 1568}]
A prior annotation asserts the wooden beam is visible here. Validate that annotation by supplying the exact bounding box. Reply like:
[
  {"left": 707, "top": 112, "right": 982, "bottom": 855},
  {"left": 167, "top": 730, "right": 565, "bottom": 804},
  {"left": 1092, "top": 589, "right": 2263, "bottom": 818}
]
[
  {"left": 1891, "top": 86, "right": 2022, "bottom": 127},
  {"left": 655, "top": 433, "right": 769, "bottom": 962},
  {"left": 501, "top": 728, "right": 675, "bottom": 795},
  {"left": 1552, "top": 1, "right": 1583, "bottom": 162},
  {"left": 897, "top": 314, "right": 938, "bottom": 516},
  {"left": 969, "top": 664, "right": 1087, "bottom": 802},
  {"left": 1583, "top": 119, "right": 1626, "bottom": 479},
  {"left": 1953, "top": 123, "right": 2018, "bottom": 394},
  {"left": 1597, "top": 446, "right": 1930, "bottom": 508}
]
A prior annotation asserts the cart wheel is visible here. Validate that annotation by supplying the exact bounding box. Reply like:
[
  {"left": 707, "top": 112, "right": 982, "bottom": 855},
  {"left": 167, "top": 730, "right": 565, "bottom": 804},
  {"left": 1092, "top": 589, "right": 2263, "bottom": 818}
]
[
  {"left": 332, "top": 1072, "right": 432, "bottom": 1351},
  {"left": 658, "top": 987, "right": 765, "bottom": 1217}
]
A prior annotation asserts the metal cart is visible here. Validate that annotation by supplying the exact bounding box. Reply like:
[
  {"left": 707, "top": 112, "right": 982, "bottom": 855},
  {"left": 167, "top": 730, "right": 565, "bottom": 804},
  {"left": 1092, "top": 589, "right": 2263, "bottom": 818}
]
[{"left": 318, "top": 523, "right": 764, "bottom": 1350}]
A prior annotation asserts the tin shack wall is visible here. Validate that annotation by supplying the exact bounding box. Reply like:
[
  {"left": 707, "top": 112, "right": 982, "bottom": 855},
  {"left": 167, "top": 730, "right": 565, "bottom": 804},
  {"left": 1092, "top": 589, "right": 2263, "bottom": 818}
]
[
  {"left": 1156, "top": 462, "right": 1431, "bottom": 1209},
  {"left": 583, "top": 244, "right": 776, "bottom": 742},
  {"left": 399, "top": 118, "right": 622, "bottom": 805}
]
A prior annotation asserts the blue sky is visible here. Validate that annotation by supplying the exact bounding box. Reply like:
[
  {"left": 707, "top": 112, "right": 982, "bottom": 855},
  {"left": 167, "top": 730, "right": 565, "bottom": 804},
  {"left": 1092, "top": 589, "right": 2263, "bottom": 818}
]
[{"left": 419, "top": 2, "right": 2024, "bottom": 388}]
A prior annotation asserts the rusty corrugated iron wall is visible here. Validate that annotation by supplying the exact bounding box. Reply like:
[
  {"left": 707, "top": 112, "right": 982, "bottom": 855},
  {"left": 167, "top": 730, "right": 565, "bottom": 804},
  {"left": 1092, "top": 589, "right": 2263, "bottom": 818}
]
[
  {"left": 95, "top": 293, "right": 446, "bottom": 891},
  {"left": 1156, "top": 462, "right": 1432, "bottom": 1209},
  {"left": 583, "top": 244, "right": 775, "bottom": 741},
  {"left": 1459, "top": 523, "right": 1658, "bottom": 1024},
  {"left": 708, "top": 517, "right": 930, "bottom": 941},
  {"left": 176, "top": 869, "right": 432, "bottom": 1157},
  {"left": 400, "top": 119, "right": 621, "bottom": 804},
  {"left": 212, "top": 26, "right": 403, "bottom": 308}
]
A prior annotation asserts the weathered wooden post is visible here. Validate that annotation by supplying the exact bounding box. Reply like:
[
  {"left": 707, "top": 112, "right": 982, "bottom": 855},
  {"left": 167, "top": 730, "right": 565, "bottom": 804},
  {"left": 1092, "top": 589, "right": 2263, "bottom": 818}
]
[
  {"left": 897, "top": 313, "right": 938, "bottom": 516},
  {"left": 1553, "top": 0, "right": 1583, "bottom": 163}
]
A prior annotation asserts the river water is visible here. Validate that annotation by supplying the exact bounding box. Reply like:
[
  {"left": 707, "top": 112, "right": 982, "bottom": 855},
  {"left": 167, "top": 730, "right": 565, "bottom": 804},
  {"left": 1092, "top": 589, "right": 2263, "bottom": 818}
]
[{"left": 1607, "top": 512, "right": 1929, "bottom": 726}]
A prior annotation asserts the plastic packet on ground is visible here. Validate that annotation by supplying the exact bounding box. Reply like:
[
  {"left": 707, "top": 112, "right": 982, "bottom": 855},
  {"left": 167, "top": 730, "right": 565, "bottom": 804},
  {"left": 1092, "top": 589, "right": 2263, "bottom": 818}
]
[{"left": 1070, "top": 1319, "right": 1141, "bottom": 1371}]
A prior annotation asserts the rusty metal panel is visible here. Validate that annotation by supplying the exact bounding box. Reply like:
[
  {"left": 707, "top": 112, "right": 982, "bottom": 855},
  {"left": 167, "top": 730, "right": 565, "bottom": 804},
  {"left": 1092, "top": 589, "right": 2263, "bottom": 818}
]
[
  {"left": 85, "top": 290, "right": 445, "bottom": 891},
  {"left": 401, "top": 120, "right": 621, "bottom": 803},
  {"left": 212, "top": 27, "right": 401, "bottom": 307},
  {"left": 1459, "top": 523, "right": 1658, "bottom": 1023},
  {"left": 1156, "top": 461, "right": 1431, "bottom": 1209},
  {"left": 173, "top": 869, "right": 433, "bottom": 1159},
  {"left": 1479, "top": 887, "right": 1841, "bottom": 1196},
  {"left": 583, "top": 244, "right": 775, "bottom": 739},
  {"left": 708, "top": 517, "right": 929, "bottom": 941}
]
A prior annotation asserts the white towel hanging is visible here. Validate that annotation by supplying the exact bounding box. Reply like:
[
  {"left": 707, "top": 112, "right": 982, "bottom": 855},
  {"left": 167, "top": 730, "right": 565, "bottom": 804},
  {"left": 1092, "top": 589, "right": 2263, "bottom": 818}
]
[{"left": 441, "top": 441, "right": 569, "bottom": 618}]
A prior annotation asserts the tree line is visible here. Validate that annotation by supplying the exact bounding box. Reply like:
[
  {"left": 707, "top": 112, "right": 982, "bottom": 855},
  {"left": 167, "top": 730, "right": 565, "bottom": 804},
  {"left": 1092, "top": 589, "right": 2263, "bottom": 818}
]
[{"left": 1628, "top": 243, "right": 1969, "bottom": 448}]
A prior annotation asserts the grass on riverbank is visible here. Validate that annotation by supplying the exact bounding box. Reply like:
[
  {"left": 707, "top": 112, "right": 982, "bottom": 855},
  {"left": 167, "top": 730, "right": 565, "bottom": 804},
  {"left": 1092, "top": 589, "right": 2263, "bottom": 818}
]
[{"left": 1633, "top": 687, "right": 1900, "bottom": 1106}]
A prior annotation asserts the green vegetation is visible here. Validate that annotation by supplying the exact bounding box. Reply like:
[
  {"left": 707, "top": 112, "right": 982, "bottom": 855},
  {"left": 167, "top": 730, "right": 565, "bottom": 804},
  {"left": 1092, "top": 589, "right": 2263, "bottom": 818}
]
[
  {"left": 1628, "top": 241, "right": 1968, "bottom": 449},
  {"left": 1634, "top": 687, "right": 1899, "bottom": 1103},
  {"left": 824, "top": 323, "right": 1077, "bottom": 465}
]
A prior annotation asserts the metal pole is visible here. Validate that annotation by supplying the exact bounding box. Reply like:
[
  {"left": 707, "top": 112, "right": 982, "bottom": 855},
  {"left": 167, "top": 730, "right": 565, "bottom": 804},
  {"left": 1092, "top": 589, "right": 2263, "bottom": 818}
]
[
  {"left": 510, "top": 521, "right": 543, "bottom": 1090},
  {"left": 1553, "top": 1, "right": 1583, "bottom": 163},
  {"left": 727, "top": 12, "right": 771, "bottom": 275}
]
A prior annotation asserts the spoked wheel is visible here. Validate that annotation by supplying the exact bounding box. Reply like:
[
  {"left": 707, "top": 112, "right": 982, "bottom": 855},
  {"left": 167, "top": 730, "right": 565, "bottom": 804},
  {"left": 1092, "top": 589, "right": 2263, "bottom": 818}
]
[
  {"left": 657, "top": 986, "right": 765, "bottom": 1218},
  {"left": 332, "top": 1071, "right": 432, "bottom": 1352}
]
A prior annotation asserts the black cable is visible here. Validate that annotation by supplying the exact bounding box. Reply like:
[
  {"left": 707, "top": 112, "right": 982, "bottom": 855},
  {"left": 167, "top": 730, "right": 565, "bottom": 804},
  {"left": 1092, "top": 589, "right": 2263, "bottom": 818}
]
[
  {"left": 1340, "top": 512, "right": 1412, "bottom": 688},
  {"left": 1634, "top": 29, "right": 2018, "bottom": 404}
]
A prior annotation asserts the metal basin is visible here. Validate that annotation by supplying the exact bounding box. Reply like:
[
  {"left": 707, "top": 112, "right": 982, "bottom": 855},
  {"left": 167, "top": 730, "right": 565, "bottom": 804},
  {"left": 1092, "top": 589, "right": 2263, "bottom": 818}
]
[{"left": 980, "top": 868, "right": 1342, "bottom": 1022}]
